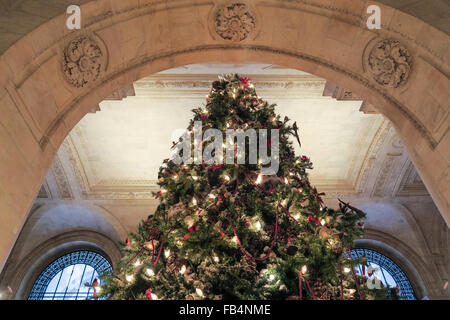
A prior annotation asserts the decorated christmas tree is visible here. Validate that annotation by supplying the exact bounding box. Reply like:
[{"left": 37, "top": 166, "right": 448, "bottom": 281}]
[{"left": 98, "top": 74, "right": 390, "bottom": 300}]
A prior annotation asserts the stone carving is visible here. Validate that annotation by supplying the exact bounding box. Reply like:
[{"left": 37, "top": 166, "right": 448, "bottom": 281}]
[
  {"left": 368, "top": 39, "right": 412, "bottom": 88},
  {"left": 63, "top": 37, "right": 105, "bottom": 88},
  {"left": 215, "top": 3, "right": 255, "bottom": 41}
]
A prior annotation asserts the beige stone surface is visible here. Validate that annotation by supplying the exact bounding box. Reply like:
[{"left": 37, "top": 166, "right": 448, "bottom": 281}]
[{"left": 0, "top": 0, "right": 447, "bottom": 284}]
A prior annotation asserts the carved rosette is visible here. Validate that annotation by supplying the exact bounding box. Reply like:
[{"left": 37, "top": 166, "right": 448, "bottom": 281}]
[
  {"left": 367, "top": 39, "right": 412, "bottom": 88},
  {"left": 215, "top": 3, "right": 255, "bottom": 41},
  {"left": 63, "top": 36, "right": 105, "bottom": 88}
]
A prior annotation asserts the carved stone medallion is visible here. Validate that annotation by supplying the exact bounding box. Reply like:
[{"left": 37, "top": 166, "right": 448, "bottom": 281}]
[
  {"left": 215, "top": 3, "right": 255, "bottom": 41},
  {"left": 63, "top": 36, "right": 106, "bottom": 88},
  {"left": 367, "top": 39, "right": 412, "bottom": 88}
]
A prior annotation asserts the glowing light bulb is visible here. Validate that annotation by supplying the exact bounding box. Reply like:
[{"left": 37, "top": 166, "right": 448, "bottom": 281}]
[
  {"left": 349, "top": 289, "right": 356, "bottom": 295},
  {"left": 164, "top": 249, "right": 170, "bottom": 258},
  {"left": 151, "top": 293, "right": 158, "bottom": 300},
  {"left": 173, "top": 174, "right": 178, "bottom": 180},
  {"left": 134, "top": 260, "right": 142, "bottom": 267},
  {"left": 192, "top": 176, "right": 198, "bottom": 181},
  {"left": 284, "top": 177, "right": 289, "bottom": 184},
  {"left": 180, "top": 265, "right": 186, "bottom": 274},
  {"left": 126, "top": 274, "right": 134, "bottom": 282},
  {"left": 320, "top": 219, "right": 326, "bottom": 226},
  {"left": 294, "top": 214, "right": 300, "bottom": 220},
  {"left": 213, "top": 256, "right": 219, "bottom": 263},
  {"left": 269, "top": 274, "right": 275, "bottom": 281},
  {"left": 255, "top": 174, "right": 262, "bottom": 185},
  {"left": 160, "top": 188, "right": 167, "bottom": 194},
  {"left": 208, "top": 194, "right": 216, "bottom": 199},
  {"left": 249, "top": 83, "right": 254, "bottom": 88},
  {"left": 146, "top": 268, "right": 154, "bottom": 276},
  {"left": 231, "top": 236, "right": 238, "bottom": 243},
  {"left": 226, "top": 123, "right": 230, "bottom": 128},
  {"left": 289, "top": 172, "right": 294, "bottom": 176},
  {"left": 196, "top": 288, "right": 204, "bottom": 297},
  {"left": 343, "top": 267, "right": 351, "bottom": 273},
  {"left": 255, "top": 221, "right": 261, "bottom": 231},
  {"left": 301, "top": 265, "right": 307, "bottom": 274},
  {"left": 95, "top": 286, "right": 101, "bottom": 294},
  {"left": 224, "top": 175, "right": 230, "bottom": 182},
  {"left": 192, "top": 197, "right": 197, "bottom": 205}
]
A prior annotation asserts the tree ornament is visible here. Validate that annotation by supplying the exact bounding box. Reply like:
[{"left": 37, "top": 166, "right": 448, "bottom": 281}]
[{"left": 319, "top": 226, "right": 332, "bottom": 239}]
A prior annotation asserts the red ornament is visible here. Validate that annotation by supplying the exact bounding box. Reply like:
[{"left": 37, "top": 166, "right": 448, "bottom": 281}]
[
  {"left": 145, "top": 288, "right": 153, "bottom": 300},
  {"left": 125, "top": 237, "right": 131, "bottom": 246},
  {"left": 301, "top": 155, "right": 309, "bottom": 161},
  {"left": 183, "top": 234, "right": 190, "bottom": 240},
  {"left": 92, "top": 278, "right": 98, "bottom": 297}
]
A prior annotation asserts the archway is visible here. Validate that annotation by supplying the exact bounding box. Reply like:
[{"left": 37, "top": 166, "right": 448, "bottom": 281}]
[{"left": 0, "top": 0, "right": 448, "bottom": 273}]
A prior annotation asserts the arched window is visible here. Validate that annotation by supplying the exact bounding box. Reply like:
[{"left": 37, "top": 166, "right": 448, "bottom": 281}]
[
  {"left": 350, "top": 248, "right": 416, "bottom": 300},
  {"left": 28, "top": 251, "right": 112, "bottom": 300}
]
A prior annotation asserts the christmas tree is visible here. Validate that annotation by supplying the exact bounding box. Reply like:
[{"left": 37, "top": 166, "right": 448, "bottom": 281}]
[{"left": 98, "top": 74, "right": 390, "bottom": 300}]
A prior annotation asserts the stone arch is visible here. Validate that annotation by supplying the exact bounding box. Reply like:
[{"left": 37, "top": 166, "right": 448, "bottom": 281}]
[{"left": 0, "top": 0, "right": 448, "bottom": 273}]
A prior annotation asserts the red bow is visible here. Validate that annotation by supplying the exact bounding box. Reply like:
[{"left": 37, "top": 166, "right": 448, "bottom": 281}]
[
  {"left": 307, "top": 215, "right": 321, "bottom": 224},
  {"left": 239, "top": 77, "right": 252, "bottom": 88},
  {"left": 183, "top": 225, "right": 198, "bottom": 240}
]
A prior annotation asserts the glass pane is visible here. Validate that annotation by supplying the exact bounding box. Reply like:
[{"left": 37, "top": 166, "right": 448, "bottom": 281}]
[{"left": 29, "top": 251, "right": 112, "bottom": 300}]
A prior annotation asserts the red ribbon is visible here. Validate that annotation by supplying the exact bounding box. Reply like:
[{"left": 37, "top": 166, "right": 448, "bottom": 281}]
[
  {"left": 92, "top": 279, "right": 98, "bottom": 297},
  {"left": 346, "top": 248, "right": 364, "bottom": 300},
  {"left": 339, "top": 263, "right": 344, "bottom": 300},
  {"left": 298, "top": 271, "right": 302, "bottom": 300},
  {"left": 228, "top": 205, "right": 279, "bottom": 261}
]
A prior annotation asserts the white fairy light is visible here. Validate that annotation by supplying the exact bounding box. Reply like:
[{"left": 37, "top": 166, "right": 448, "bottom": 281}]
[
  {"left": 160, "top": 188, "right": 167, "bottom": 194},
  {"left": 196, "top": 288, "right": 204, "bottom": 297},
  {"left": 255, "top": 221, "right": 262, "bottom": 231},
  {"left": 173, "top": 174, "right": 178, "bottom": 180},
  {"left": 284, "top": 177, "right": 289, "bottom": 184},
  {"left": 146, "top": 268, "right": 155, "bottom": 276},
  {"left": 269, "top": 274, "right": 275, "bottom": 281},
  {"left": 301, "top": 265, "right": 307, "bottom": 274},
  {"left": 208, "top": 194, "right": 216, "bottom": 199},
  {"left": 180, "top": 265, "right": 186, "bottom": 274},
  {"left": 294, "top": 214, "right": 300, "bottom": 220},
  {"left": 343, "top": 267, "right": 351, "bottom": 273},
  {"left": 213, "top": 255, "right": 219, "bottom": 263},
  {"left": 320, "top": 219, "right": 326, "bottom": 226},
  {"left": 255, "top": 174, "right": 263, "bottom": 185},
  {"left": 151, "top": 293, "right": 158, "bottom": 300},
  {"left": 349, "top": 289, "right": 356, "bottom": 295},
  {"left": 231, "top": 236, "right": 238, "bottom": 243},
  {"left": 164, "top": 249, "right": 171, "bottom": 258},
  {"left": 134, "top": 260, "right": 142, "bottom": 267},
  {"left": 126, "top": 274, "right": 134, "bottom": 282},
  {"left": 224, "top": 175, "right": 231, "bottom": 182},
  {"left": 192, "top": 176, "right": 198, "bottom": 181},
  {"left": 192, "top": 197, "right": 197, "bottom": 205}
]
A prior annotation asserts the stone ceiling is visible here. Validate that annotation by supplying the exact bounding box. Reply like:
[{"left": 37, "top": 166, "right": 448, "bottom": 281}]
[
  {"left": 0, "top": 0, "right": 449, "bottom": 56},
  {"left": 35, "top": 64, "right": 429, "bottom": 202}
]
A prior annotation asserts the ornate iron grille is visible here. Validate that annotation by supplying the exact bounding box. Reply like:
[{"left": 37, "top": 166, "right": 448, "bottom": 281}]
[
  {"left": 350, "top": 248, "right": 416, "bottom": 300},
  {"left": 28, "top": 251, "right": 112, "bottom": 300}
]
